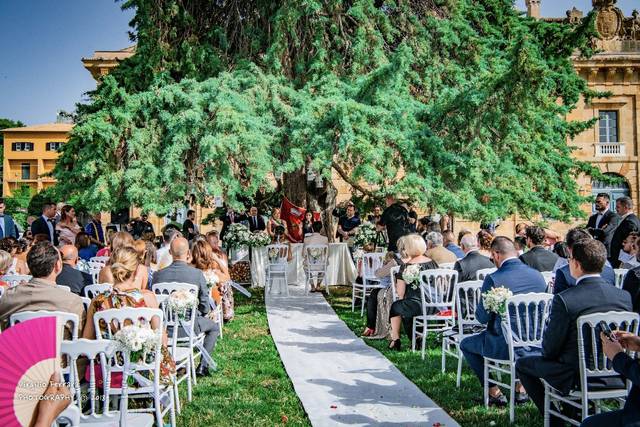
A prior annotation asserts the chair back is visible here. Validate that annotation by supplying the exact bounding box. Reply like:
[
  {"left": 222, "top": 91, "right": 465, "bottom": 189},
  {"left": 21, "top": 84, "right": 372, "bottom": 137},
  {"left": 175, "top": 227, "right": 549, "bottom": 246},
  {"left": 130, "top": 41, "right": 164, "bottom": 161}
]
[
  {"left": 419, "top": 269, "right": 458, "bottom": 317},
  {"left": 0, "top": 286, "right": 4, "bottom": 299},
  {"left": 2, "top": 274, "right": 31, "bottom": 287},
  {"left": 266, "top": 244, "right": 290, "bottom": 266},
  {"left": 439, "top": 262, "right": 455, "bottom": 270},
  {"left": 455, "top": 281, "right": 484, "bottom": 331},
  {"left": 577, "top": 311, "right": 640, "bottom": 388},
  {"left": 504, "top": 293, "right": 554, "bottom": 361},
  {"left": 88, "top": 265, "right": 102, "bottom": 284},
  {"left": 362, "top": 252, "right": 385, "bottom": 280},
  {"left": 80, "top": 296, "right": 92, "bottom": 313},
  {"left": 56, "top": 285, "right": 71, "bottom": 292},
  {"left": 61, "top": 339, "right": 127, "bottom": 423},
  {"left": 10, "top": 310, "right": 80, "bottom": 340},
  {"left": 476, "top": 268, "right": 497, "bottom": 281},
  {"left": 305, "top": 244, "right": 329, "bottom": 269},
  {"left": 390, "top": 266, "right": 400, "bottom": 301},
  {"left": 541, "top": 271, "right": 554, "bottom": 293},
  {"left": 614, "top": 269, "right": 628, "bottom": 289},
  {"left": 152, "top": 282, "right": 199, "bottom": 349},
  {"left": 89, "top": 256, "right": 110, "bottom": 264},
  {"left": 152, "top": 282, "right": 199, "bottom": 297},
  {"left": 83, "top": 283, "right": 113, "bottom": 299}
]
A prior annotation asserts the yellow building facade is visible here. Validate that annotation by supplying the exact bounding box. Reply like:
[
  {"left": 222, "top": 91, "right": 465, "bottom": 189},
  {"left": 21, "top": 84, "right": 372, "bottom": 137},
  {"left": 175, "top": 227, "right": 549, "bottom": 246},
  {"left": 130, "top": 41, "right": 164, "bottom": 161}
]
[{"left": 1, "top": 123, "right": 73, "bottom": 196}]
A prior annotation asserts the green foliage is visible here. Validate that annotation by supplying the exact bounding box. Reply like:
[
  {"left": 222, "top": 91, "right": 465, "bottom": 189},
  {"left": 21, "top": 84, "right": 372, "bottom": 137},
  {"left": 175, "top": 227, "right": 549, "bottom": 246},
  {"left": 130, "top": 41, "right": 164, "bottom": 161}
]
[
  {"left": 28, "top": 187, "right": 58, "bottom": 217},
  {"left": 5, "top": 185, "right": 32, "bottom": 228},
  {"left": 0, "top": 118, "right": 25, "bottom": 165},
  {"left": 54, "top": 0, "right": 604, "bottom": 221}
]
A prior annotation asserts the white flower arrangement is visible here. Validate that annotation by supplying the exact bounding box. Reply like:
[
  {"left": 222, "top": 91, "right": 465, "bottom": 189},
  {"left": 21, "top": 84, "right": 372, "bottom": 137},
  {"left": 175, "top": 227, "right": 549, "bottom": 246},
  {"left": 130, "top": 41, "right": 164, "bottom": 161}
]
[
  {"left": 402, "top": 264, "right": 422, "bottom": 290},
  {"left": 167, "top": 289, "right": 199, "bottom": 319},
  {"left": 351, "top": 222, "right": 377, "bottom": 248},
  {"left": 268, "top": 247, "right": 280, "bottom": 262},
  {"left": 114, "top": 325, "right": 161, "bottom": 363},
  {"left": 308, "top": 247, "right": 324, "bottom": 263},
  {"left": 249, "top": 230, "right": 271, "bottom": 247},
  {"left": 223, "top": 223, "right": 253, "bottom": 249},
  {"left": 482, "top": 286, "right": 513, "bottom": 317},
  {"left": 206, "top": 272, "right": 219, "bottom": 289}
]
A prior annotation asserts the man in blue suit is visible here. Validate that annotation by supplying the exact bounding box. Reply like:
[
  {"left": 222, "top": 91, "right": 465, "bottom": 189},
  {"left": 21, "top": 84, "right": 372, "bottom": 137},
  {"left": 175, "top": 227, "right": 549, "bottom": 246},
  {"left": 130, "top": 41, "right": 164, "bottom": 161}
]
[
  {"left": 0, "top": 198, "right": 19, "bottom": 238},
  {"left": 460, "top": 236, "right": 547, "bottom": 406},
  {"left": 554, "top": 228, "right": 615, "bottom": 294}
]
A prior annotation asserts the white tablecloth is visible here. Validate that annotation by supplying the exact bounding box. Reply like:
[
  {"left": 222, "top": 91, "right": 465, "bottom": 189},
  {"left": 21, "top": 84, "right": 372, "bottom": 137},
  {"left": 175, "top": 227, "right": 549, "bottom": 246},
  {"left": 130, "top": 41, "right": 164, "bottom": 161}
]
[{"left": 251, "top": 243, "right": 356, "bottom": 287}]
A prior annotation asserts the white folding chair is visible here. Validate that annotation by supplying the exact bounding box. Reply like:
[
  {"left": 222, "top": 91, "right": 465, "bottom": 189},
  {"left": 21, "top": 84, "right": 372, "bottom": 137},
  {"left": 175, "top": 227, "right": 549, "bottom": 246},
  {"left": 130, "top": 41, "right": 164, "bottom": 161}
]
[
  {"left": 2, "top": 274, "right": 31, "bottom": 287},
  {"left": 352, "top": 252, "right": 385, "bottom": 316},
  {"left": 439, "top": 262, "right": 455, "bottom": 270},
  {"left": 56, "top": 285, "right": 71, "bottom": 292},
  {"left": 56, "top": 404, "right": 80, "bottom": 427},
  {"left": 89, "top": 256, "right": 110, "bottom": 264},
  {"left": 484, "top": 292, "right": 553, "bottom": 423},
  {"left": 83, "top": 283, "right": 113, "bottom": 299},
  {"left": 476, "top": 268, "right": 497, "bottom": 281},
  {"left": 0, "top": 286, "right": 4, "bottom": 299},
  {"left": 266, "top": 244, "right": 290, "bottom": 296},
  {"left": 541, "top": 271, "right": 555, "bottom": 293},
  {"left": 413, "top": 269, "right": 458, "bottom": 359},
  {"left": 614, "top": 269, "right": 628, "bottom": 289},
  {"left": 304, "top": 244, "right": 329, "bottom": 294},
  {"left": 93, "top": 307, "right": 174, "bottom": 427},
  {"left": 61, "top": 339, "right": 155, "bottom": 427},
  {"left": 390, "top": 266, "right": 400, "bottom": 302},
  {"left": 442, "top": 280, "right": 484, "bottom": 387},
  {"left": 88, "top": 265, "right": 103, "bottom": 284},
  {"left": 10, "top": 310, "right": 80, "bottom": 340},
  {"left": 154, "top": 283, "right": 197, "bottom": 413},
  {"left": 543, "top": 311, "right": 639, "bottom": 426},
  {"left": 80, "top": 296, "right": 92, "bottom": 313}
]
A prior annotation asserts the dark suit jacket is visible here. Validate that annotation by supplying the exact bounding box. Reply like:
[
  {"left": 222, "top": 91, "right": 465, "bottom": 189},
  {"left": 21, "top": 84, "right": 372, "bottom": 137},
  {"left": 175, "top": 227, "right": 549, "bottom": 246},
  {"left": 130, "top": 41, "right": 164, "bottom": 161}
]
[
  {"left": 454, "top": 250, "right": 494, "bottom": 282},
  {"left": 519, "top": 246, "right": 559, "bottom": 272},
  {"left": 247, "top": 215, "right": 266, "bottom": 232},
  {"left": 31, "top": 216, "right": 58, "bottom": 246},
  {"left": 611, "top": 352, "right": 640, "bottom": 424},
  {"left": 152, "top": 261, "right": 215, "bottom": 334},
  {"left": 587, "top": 210, "right": 620, "bottom": 254},
  {"left": 0, "top": 214, "right": 18, "bottom": 238},
  {"left": 56, "top": 264, "right": 92, "bottom": 295},
  {"left": 474, "top": 258, "right": 547, "bottom": 360},
  {"left": 610, "top": 213, "right": 640, "bottom": 268},
  {"left": 553, "top": 263, "right": 615, "bottom": 294},
  {"left": 541, "top": 276, "right": 632, "bottom": 393},
  {"left": 622, "top": 266, "right": 640, "bottom": 313}
]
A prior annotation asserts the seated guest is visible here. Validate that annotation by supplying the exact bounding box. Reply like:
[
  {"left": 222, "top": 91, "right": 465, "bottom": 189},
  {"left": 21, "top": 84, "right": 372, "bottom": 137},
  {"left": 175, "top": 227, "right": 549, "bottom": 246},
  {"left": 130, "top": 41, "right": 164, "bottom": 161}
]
[
  {"left": 153, "top": 237, "right": 219, "bottom": 376},
  {"left": 56, "top": 245, "right": 92, "bottom": 295},
  {"left": 515, "top": 222, "right": 528, "bottom": 237},
  {"left": 206, "top": 231, "right": 234, "bottom": 321},
  {"left": 75, "top": 232, "right": 98, "bottom": 261},
  {"left": 97, "top": 232, "right": 138, "bottom": 284},
  {"left": 156, "top": 228, "right": 180, "bottom": 270},
  {"left": 0, "top": 241, "right": 85, "bottom": 331},
  {"left": 554, "top": 228, "right": 615, "bottom": 294},
  {"left": 95, "top": 229, "right": 115, "bottom": 257},
  {"left": 551, "top": 241, "right": 569, "bottom": 273},
  {"left": 388, "top": 234, "right": 439, "bottom": 350},
  {"left": 425, "top": 231, "right": 457, "bottom": 265},
  {"left": 364, "top": 237, "right": 410, "bottom": 339},
  {"left": 0, "top": 250, "right": 12, "bottom": 287},
  {"left": 622, "top": 250, "right": 640, "bottom": 313},
  {"left": 0, "top": 237, "right": 29, "bottom": 274},
  {"left": 477, "top": 230, "right": 494, "bottom": 258},
  {"left": 460, "top": 237, "right": 546, "bottom": 406},
  {"left": 619, "top": 232, "right": 639, "bottom": 269},
  {"left": 82, "top": 246, "right": 174, "bottom": 383},
  {"left": 515, "top": 239, "right": 632, "bottom": 425},
  {"left": 513, "top": 236, "right": 527, "bottom": 255},
  {"left": 442, "top": 230, "right": 464, "bottom": 259},
  {"left": 454, "top": 234, "right": 495, "bottom": 282},
  {"left": 581, "top": 330, "right": 640, "bottom": 426},
  {"left": 192, "top": 238, "right": 235, "bottom": 323},
  {"left": 132, "top": 240, "right": 150, "bottom": 290},
  {"left": 519, "top": 226, "right": 559, "bottom": 272}
]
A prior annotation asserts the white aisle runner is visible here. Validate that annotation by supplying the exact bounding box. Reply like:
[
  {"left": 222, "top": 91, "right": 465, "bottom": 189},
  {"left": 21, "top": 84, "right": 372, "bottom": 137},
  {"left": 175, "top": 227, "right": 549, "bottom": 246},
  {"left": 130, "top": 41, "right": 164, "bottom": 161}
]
[{"left": 266, "top": 285, "right": 459, "bottom": 427}]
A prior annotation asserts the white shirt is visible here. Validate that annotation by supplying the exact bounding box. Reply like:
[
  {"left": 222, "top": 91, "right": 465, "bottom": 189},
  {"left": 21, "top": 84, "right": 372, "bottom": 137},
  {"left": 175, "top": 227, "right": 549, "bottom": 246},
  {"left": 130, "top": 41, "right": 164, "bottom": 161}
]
[
  {"left": 594, "top": 209, "right": 608, "bottom": 228},
  {"left": 575, "top": 273, "right": 601, "bottom": 286},
  {"left": 156, "top": 245, "right": 173, "bottom": 270},
  {"left": 42, "top": 214, "right": 54, "bottom": 241}
]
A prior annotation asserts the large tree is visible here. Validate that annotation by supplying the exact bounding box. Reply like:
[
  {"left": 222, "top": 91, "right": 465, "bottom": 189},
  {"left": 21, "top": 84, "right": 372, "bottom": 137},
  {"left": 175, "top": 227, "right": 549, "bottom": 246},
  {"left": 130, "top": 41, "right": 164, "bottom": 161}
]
[
  {"left": 0, "top": 118, "right": 25, "bottom": 167},
  {"left": 53, "top": 0, "right": 604, "bottom": 228}
]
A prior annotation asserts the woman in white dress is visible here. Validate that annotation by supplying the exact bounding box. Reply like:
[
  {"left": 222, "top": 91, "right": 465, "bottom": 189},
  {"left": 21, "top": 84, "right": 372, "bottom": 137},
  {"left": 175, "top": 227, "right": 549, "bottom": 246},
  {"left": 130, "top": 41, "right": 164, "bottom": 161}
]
[{"left": 56, "top": 205, "right": 81, "bottom": 246}]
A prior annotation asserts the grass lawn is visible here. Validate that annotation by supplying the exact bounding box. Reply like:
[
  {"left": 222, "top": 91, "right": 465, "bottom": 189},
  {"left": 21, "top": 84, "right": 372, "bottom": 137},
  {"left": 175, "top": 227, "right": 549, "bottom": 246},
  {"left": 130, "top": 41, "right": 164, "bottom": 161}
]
[
  {"left": 176, "top": 288, "right": 310, "bottom": 427},
  {"left": 326, "top": 286, "right": 543, "bottom": 427}
]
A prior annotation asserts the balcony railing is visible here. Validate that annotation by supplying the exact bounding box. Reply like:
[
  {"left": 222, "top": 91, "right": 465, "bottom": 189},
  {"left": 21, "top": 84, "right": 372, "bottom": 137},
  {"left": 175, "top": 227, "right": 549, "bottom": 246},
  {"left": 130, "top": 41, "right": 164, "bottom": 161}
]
[{"left": 595, "top": 142, "right": 626, "bottom": 157}]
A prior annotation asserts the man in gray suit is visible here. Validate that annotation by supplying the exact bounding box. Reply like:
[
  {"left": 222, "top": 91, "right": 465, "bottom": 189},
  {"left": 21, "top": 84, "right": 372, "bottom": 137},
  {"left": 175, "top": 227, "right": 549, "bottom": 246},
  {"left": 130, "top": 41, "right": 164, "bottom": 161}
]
[{"left": 153, "top": 237, "right": 219, "bottom": 376}]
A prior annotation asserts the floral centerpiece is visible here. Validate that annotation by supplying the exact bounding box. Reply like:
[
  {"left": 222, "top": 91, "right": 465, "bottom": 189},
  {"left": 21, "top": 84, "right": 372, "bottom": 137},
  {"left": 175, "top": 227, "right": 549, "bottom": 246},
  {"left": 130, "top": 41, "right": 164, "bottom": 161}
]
[
  {"left": 223, "top": 223, "right": 253, "bottom": 249},
  {"left": 482, "top": 286, "right": 513, "bottom": 317},
  {"left": 351, "top": 223, "right": 378, "bottom": 249},
  {"left": 268, "top": 247, "right": 280, "bottom": 263},
  {"left": 308, "top": 247, "right": 325, "bottom": 263},
  {"left": 402, "top": 264, "right": 422, "bottom": 290},
  {"left": 114, "top": 325, "right": 161, "bottom": 363},
  {"left": 205, "top": 272, "right": 219, "bottom": 289},
  {"left": 248, "top": 230, "right": 271, "bottom": 247},
  {"left": 167, "top": 289, "right": 199, "bottom": 319}
]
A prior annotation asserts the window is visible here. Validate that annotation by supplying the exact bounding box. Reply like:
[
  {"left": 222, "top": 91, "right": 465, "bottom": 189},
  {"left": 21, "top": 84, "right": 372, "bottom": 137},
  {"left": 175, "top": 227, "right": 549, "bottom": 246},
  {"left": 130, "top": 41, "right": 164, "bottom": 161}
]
[
  {"left": 11, "top": 142, "right": 34, "bottom": 151},
  {"left": 21, "top": 163, "right": 31, "bottom": 180},
  {"left": 599, "top": 111, "right": 619, "bottom": 143},
  {"left": 46, "top": 142, "right": 63, "bottom": 151}
]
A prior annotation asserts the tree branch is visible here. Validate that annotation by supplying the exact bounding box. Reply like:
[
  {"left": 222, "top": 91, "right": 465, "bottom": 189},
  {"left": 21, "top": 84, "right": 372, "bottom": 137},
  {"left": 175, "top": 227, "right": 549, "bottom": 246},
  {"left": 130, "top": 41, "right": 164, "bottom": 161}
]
[{"left": 331, "top": 160, "right": 376, "bottom": 197}]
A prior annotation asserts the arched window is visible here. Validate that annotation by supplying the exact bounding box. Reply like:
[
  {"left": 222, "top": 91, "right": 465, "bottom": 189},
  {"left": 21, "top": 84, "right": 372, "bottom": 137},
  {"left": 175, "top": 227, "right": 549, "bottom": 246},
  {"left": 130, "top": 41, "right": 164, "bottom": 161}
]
[{"left": 592, "top": 173, "right": 630, "bottom": 213}]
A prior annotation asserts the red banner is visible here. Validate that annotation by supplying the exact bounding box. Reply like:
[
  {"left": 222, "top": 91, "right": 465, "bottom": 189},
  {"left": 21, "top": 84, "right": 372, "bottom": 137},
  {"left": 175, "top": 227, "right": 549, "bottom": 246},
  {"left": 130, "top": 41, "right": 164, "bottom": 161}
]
[{"left": 280, "top": 197, "right": 306, "bottom": 242}]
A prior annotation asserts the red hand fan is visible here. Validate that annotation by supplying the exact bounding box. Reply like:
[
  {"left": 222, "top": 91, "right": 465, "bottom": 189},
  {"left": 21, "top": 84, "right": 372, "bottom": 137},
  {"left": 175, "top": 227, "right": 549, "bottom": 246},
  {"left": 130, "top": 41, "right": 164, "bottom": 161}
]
[{"left": 0, "top": 316, "right": 62, "bottom": 427}]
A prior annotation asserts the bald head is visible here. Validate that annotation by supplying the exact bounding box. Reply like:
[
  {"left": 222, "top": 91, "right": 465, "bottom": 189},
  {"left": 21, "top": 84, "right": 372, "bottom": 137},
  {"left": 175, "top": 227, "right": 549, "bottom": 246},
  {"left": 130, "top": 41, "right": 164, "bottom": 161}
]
[
  {"left": 60, "top": 245, "right": 78, "bottom": 266},
  {"left": 170, "top": 237, "right": 190, "bottom": 260}
]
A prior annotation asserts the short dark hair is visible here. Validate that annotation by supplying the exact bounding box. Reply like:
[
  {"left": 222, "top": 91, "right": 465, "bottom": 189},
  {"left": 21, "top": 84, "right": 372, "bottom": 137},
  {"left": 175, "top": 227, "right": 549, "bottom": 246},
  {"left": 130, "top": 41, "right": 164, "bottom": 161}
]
[
  {"left": 42, "top": 202, "right": 56, "bottom": 212},
  {"left": 27, "top": 241, "right": 59, "bottom": 278},
  {"left": 163, "top": 227, "right": 179, "bottom": 243},
  {"left": 312, "top": 221, "right": 323, "bottom": 233},
  {"left": 595, "top": 193, "right": 610, "bottom": 201},
  {"left": 566, "top": 228, "right": 591, "bottom": 249},
  {"left": 490, "top": 236, "right": 516, "bottom": 254},
  {"left": 0, "top": 198, "right": 5, "bottom": 205},
  {"left": 514, "top": 236, "right": 527, "bottom": 250},
  {"left": 187, "top": 209, "right": 195, "bottom": 216},
  {"left": 525, "top": 226, "right": 546, "bottom": 246},
  {"left": 571, "top": 239, "right": 606, "bottom": 274},
  {"left": 616, "top": 196, "right": 633, "bottom": 210}
]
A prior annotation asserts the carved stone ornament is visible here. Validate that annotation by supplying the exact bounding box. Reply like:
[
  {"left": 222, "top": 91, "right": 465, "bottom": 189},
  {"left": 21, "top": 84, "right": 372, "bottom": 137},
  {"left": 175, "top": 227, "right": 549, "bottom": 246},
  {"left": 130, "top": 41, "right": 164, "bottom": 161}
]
[{"left": 594, "top": 0, "right": 625, "bottom": 40}]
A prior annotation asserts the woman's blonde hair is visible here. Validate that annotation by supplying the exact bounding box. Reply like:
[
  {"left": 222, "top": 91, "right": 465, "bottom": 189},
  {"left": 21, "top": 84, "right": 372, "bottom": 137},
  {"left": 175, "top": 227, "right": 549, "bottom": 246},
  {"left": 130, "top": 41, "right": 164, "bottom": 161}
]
[
  {"left": 132, "top": 240, "right": 147, "bottom": 263},
  {"left": 0, "top": 250, "right": 13, "bottom": 275},
  {"left": 110, "top": 231, "right": 134, "bottom": 252},
  {"left": 110, "top": 246, "right": 139, "bottom": 284},
  {"left": 396, "top": 235, "right": 408, "bottom": 258},
  {"left": 402, "top": 234, "right": 427, "bottom": 258}
]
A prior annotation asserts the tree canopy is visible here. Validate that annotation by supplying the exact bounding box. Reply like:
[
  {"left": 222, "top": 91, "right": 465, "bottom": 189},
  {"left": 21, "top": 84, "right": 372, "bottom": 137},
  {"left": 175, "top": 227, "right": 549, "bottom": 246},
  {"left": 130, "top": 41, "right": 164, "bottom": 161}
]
[{"left": 53, "top": 0, "right": 603, "bottom": 222}]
